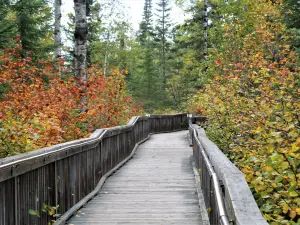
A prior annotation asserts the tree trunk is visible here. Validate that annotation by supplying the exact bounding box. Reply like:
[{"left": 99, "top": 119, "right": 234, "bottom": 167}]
[
  {"left": 74, "top": 0, "right": 88, "bottom": 111},
  {"left": 103, "top": 31, "right": 111, "bottom": 77},
  {"left": 162, "top": 0, "right": 166, "bottom": 89},
  {"left": 54, "top": 0, "right": 62, "bottom": 58},
  {"left": 204, "top": 0, "right": 208, "bottom": 59}
]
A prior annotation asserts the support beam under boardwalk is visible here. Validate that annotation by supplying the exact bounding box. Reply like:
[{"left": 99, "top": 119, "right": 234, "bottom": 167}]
[{"left": 67, "top": 131, "right": 206, "bottom": 225}]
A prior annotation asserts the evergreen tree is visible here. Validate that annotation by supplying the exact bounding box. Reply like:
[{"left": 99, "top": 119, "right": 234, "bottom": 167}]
[
  {"left": 129, "top": 0, "right": 170, "bottom": 111},
  {"left": 87, "top": 1, "right": 101, "bottom": 65},
  {"left": 0, "top": 0, "right": 16, "bottom": 49},
  {"left": 155, "top": 0, "right": 172, "bottom": 88},
  {"left": 63, "top": 12, "right": 75, "bottom": 67},
  {"left": 138, "top": 37, "right": 162, "bottom": 110},
  {"left": 178, "top": 8, "right": 203, "bottom": 56},
  {"left": 15, "top": 0, "right": 52, "bottom": 56},
  {"left": 165, "top": 0, "right": 220, "bottom": 109},
  {"left": 282, "top": 0, "right": 300, "bottom": 57},
  {"left": 138, "top": 0, "right": 154, "bottom": 45},
  {"left": 0, "top": 0, "right": 52, "bottom": 58},
  {"left": 116, "top": 21, "right": 130, "bottom": 72}
]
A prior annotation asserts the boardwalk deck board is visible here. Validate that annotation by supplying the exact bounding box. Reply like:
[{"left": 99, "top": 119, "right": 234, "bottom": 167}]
[{"left": 67, "top": 131, "right": 204, "bottom": 225}]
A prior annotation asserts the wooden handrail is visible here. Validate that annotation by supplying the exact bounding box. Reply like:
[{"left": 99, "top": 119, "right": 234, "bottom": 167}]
[
  {"left": 189, "top": 116, "right": 268, "bottom": 225},
  {"left": 0, "top": 114, "right": 188, "bottom": 225}
]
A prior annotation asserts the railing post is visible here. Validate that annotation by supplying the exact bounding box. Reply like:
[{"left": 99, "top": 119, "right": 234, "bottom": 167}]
[
  {"left": 14, "top": 176, "right": 18, "bottom": 225},
  {"left": 1, "top": 114, "right": 192, "bottom": 225}
]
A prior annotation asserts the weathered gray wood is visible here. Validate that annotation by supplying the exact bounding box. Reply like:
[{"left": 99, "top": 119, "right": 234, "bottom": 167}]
[
  {"left": 67, "top": 131, "right": 204, "bottom": 225},
  {"left": 191, "top": 158, "right": 210, "bottom": 225},
  {"left": 53, "top": 134, "right": 151, "bottom": 225},
  {"left": 0, "top": 114, "right": 188, "bottom": 225},
  {"left": 191, "top": 125, "right": 268, "bottom": 225}
]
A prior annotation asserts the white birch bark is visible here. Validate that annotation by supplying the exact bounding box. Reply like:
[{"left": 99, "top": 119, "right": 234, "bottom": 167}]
[
  {"left": 204, "top": 0, "right": 208, "bottom": 59},
  {"left": 54, "top": 0, "right": 62, "bottom": 58},
  {"left": 74, "top": 0, "right": 88, "bottom": 110},
  {"left": 103, "top": 31, "right": 111, "bottom": 77}
]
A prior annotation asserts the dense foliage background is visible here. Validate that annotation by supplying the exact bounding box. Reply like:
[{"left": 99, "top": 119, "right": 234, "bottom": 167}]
[
  {"left": 0, "top": 42, "right": 141, "bottom": 158},
  {"left": 0, "top": 0, "right": 299, "bottom": 223},
  {"left": 189, "top": 1, "right": 299, "bottom": 224}
]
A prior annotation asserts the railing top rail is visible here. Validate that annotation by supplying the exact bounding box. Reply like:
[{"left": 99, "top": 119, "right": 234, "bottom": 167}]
[
  {"left": 190, "top": 117, "right": 268, "bottom": 225},
  {"left": 148, "top": 113, "right": 188, "bottom": 118},
  {"left": 0, "top": 113, "right": 189, "bottom": 225},
  {"left": 0, "top": 115, "right": 149, "bottom": 166},
  {"left": 0, "top": 114, "right": 188, "bottom": 182},
  {"left": 192, "top": 128, "right": 230, "bottom": 225}
]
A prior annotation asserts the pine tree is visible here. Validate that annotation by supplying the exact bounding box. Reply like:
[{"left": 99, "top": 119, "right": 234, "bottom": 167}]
[
  {"left": 165, "top": 0, "right": 219, "bottom": 108},
  {"left": 63, "top": 12, "right": 75, "bottom": 67},
  {"left": 176, "top": 1, "right": 205, "bottom": 61},
  {"left": 133, "top": 0, "right": 166, "bottom": 110},
  {"left": 282, "top": 0, "right": 300, "bottom": 57},
  {"left": 1, "top": 0, "right": 52, "bottom": 58},
  {"left": 0, "top": 0, "right": 16, "bottom": 49},
  {"left": 155, "top": 0, "right": 172, "bottom": 88},
  {"left": 138, "top": 0, "right": 154, "bottom": 45},
  {"left": 117, "top": 21, "right": 130, "bottom": 72},
  {"left": 87, "top": 1, "right": 101, "bottom": 65}
]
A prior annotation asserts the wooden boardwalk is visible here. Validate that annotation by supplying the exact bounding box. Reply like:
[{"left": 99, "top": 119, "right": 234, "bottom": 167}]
[{"left": 68, "top": 131, "right": 204, "bottom": 225}]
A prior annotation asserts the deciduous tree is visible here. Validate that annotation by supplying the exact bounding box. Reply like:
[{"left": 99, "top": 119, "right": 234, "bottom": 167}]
[{"left": 54, "top": 0, "right": 62, "bottom": 58}]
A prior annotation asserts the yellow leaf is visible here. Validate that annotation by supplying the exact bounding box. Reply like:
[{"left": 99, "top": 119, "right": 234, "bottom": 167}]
[
  {"left": 282, "top": 203, "right": 289, "bottom": 214},
  {"left": 289, "top": 210, "right": 296, "bottom": 219},
  {"left": 291, "top": 143, "right": 299, "bottom": 153},
  {"left": 49, "top": 208, "right": 55, "bottom": 216},
  {"left": 289, "top": 191, "right": 299, "bottom": 197},
  {"left": 296, "top": 208, "right": 300, "bottom": 215},
  {"left": 264, "top": 214, "right": 273, "bottom": 221},
  {"left": 264, "top": 167, "right": 273, "bottom": 172},
  {"left": 282, "top": 162, "right": 289, "bottom": 170}
]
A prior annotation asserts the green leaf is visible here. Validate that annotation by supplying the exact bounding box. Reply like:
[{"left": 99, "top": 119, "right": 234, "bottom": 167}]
[
  {"left": 281, "top": 162, "right": 289, "bottom": 170},
  {"left": 28, "top": 209, "right": 40, "bottom": 217}
]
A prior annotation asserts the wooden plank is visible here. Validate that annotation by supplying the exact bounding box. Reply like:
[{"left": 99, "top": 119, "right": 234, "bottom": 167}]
[
  {"left": 193, "top": 127, "right": 268, "bottom": 225},
  {"left": 67, "top": 131, "right": 204, "bottom": 225},
  {"left": 0, "top": 115, "right": 189, "bottom": 225},
  {"left": 53, "top": 134, "right": 152, "bottom": 225}
]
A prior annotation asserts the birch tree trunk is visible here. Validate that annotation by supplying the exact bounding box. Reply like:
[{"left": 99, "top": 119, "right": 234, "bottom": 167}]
[
  {"left": 54, "top": 0, "right": 62, "bottom": 58},
  {"left": 203, "top": 0, "right": 208, "bottom": 59},
  {"left": 103, "top": 31, "right": 111, "bottom": 78},
  {"left": 203, "top": 0, "right": 208, "bottom": 72},
  {"left": 74, "top": 0, "right": 88, "bottom": 111},
  {"left": 162, "top": 1, "right": 166, "bottom": 88}
]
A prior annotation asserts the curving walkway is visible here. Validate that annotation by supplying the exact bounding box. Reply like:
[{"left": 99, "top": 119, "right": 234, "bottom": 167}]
[{"left": 67, "top": 131, "right": 205, "bottom": 225}]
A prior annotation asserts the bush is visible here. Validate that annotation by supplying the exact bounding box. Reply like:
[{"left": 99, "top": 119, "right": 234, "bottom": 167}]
[
  {"left": 0, "top": 43, "right": 142, "bottom": 158},
  {"left": 190, "top": 1, "right": 299, "bottom": 224}
]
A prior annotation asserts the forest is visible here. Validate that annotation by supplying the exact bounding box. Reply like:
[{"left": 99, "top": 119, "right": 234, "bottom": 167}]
[{"left": 0, "top": 0, "right": 299, "bottom": 224}]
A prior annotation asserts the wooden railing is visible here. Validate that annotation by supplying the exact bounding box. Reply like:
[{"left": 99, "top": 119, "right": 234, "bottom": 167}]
[
  {"left": 189, "top": 116, "right": 268, "bottom": 225},
  {"left": 0, "top": 114, "right": 188, "bottom": 225}
]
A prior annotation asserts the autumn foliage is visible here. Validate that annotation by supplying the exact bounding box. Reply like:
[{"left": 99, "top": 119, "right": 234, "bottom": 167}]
[
  {"left": 190, "top": 1, "right": 299, "bottom": 224},
  {"left": 0, "top": 41, "right": 142, "bottom": 158}
]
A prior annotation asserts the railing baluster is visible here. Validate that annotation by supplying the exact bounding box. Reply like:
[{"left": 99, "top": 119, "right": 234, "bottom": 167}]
[
  {"left": 14, "top": 177, "right": 18, "bottom": 225},
  {"left": 0, "top": 114, "right": 189, "bottom": 225},
  {"left": 189, "top": 115, "right": 268, "bottom": 225}
]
